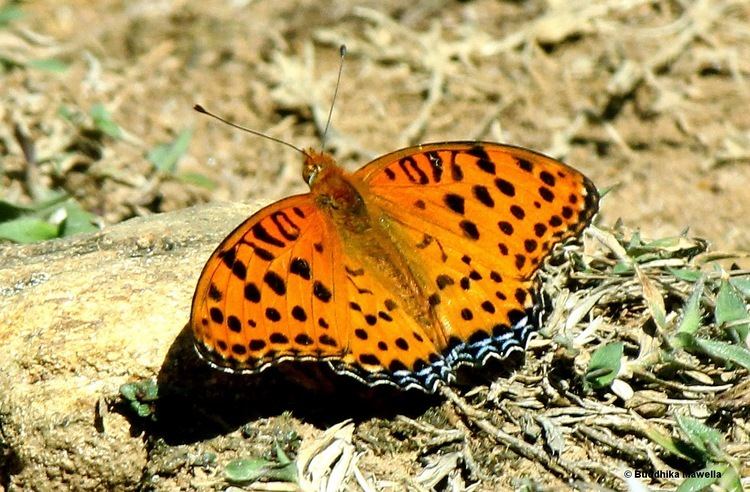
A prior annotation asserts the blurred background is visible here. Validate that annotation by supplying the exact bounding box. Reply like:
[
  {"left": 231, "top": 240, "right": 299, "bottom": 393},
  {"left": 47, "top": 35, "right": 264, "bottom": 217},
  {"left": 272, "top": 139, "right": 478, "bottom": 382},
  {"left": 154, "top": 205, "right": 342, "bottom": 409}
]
[{"left": 1, "top": 0, "right": 749, "bottom": 250}]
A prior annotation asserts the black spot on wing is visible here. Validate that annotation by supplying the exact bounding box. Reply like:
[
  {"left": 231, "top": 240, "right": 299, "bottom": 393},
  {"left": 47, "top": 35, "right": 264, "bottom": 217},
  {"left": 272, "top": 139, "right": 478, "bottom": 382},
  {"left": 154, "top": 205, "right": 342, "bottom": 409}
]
[
  {"left": 424, "top": 151, "right": 443, "bottom": 182},
  {"left": 495, "top": 178, "right": 515, "bottom": 197},
  {"left": 460, "top": 220, "right": 479, "bottom": 240},
  {"left": 208, "top": 283, "right": 222, "bottom": 301},
  {"left": 467, "top": 145, "right": 496, "bottom": 174},
  {"left": 539, "top": 186, "right": 554, "bottom": 202},
  {"left": 290, "top": 257, "right": 311, "bottom": 280},
  {"left": 416, "top": 233, "right": 433, "bottom": 249},
  {"left": 359, "top": 354, "right": 381, "bottom": 366},
  {"left": 227, "top": 315, "right": 242, "bottom": 333},
  {"left": 219, "top": 248, "right": 236, "bottom": 269},
  {"left": 399, "top": 156, "right": 429, "bottom": 184},
  {"left": 517, "top": 158, "right": 533, "bottom": 172},
  {"left": 210, "top": 307, "right": 224, "bottom": 324},
  {"left": 498, "top": 221, "right": 514, "bottom": 235},
  {"left": 295, "top": 334, "right": 314, "bottom": 346},
  {"left": 252, "top": 223, "right": 284, "bottom": 247},
  {"left": 313, "top": 281, "right": 332, "bottom": 302},
  {"left": 244, "top": 283, "right": 261, "bottom": 303},
  {"left": 264, "top": 271, "right": 286, "bottom": 295},
  {"left": 231, "top": 261, "right": 247, "bottom": 280},
  {"left": 444, "top": 194, "right": 465, "bottom": 215},
  {"left": 473, "top": 185, "right": 494, "bottom": 207},
  {"left": 270, "top": 211, "right": 300, "bottom": 241},
  {"left": 246, "top": 241, "right": 275, "bottom": 261},
  {"left": 540, "top": 170, "right": 556, "bottom": 186},
  {"left": 449, "top": 151, "right": 463, "bottom": 181},
  {"left": 345, "top": 266, "right": 364, "bottom": 277}
]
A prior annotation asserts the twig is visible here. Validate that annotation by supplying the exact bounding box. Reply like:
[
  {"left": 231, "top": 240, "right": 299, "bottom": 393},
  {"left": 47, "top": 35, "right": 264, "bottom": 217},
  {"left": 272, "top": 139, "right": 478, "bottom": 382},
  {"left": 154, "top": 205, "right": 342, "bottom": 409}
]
[{"left": 441, "top": 386, "right": 593, "bottom": 481}]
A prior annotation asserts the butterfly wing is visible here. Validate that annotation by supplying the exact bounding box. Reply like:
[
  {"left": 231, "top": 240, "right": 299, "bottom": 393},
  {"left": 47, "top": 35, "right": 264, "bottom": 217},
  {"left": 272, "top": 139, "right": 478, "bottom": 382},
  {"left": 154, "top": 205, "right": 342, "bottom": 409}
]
[
  {"left": 356, "top": 141, "right": 598, "bottom": 366},
  {"left": 190, "top": 195, "right": 447, "bottom": 391}
]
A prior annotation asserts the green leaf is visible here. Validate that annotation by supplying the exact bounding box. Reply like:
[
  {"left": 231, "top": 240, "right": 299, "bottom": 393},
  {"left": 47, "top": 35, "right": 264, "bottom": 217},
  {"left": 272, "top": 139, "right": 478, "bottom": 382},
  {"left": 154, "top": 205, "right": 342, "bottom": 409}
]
[
  {"left": 27, "top": 58, "right": 68, "bottom": 73},
  {"left": 119, "top": 379, "right": 159, "bottom": 419},
  {"left": 691, "top": 337, "right": 750, "bottom": 370},
  {"left": 676, "top": 276, "right": 704, "bottom": 336},
  {"left": 729, "top": 276, "right": 750, "bottom": 297},
  {"left": 668, "top": 267, "right": 702, "bottom": 283},
  {"left": 177, "top": 171, "right": 217, "bottom": 189},
  {"left": 715, "top": 279, "right": 750, "bottom": 339},
  {"left": 118, "top": 383, "right": 137, "bottom": 401},
  {"left": 269, "top": 460, "right": 298, "bottom": 483},
  {"left": 148, "top": 129, "right": 192, "bottom": 173},
  {"left": 225, "top": 458, "right": 272, "bottom": 484},
  {"left": 637, "top": 267, "right": 667, "bottom": 330},
  {"left": 676, "top": 463, "right": 733, "bottom": 492},
  {"left": 584, "top": 342, "right": 623, "bottom": 390},
  {"left": 133, "top": 402, "right": 153, "bottom": 418},
  {"left": 612, "top": 261, "right": 632, "bottom": 274},
  {"left": 90, "top": 103, "right": 121, "bottom": 139},
  {"left": 625, "top": 231, "right": 644, "bottom": 251},
  {"left": 0, "top": 199, "right": 33, "bottom": 221},
  {"left": 715, "top": 279, "right": 749, "bottom": 326},
  {"left": 59, "top": 200, "right": 98, "bottom": 236},
  {"left": 58, "top": 105, "right": 83, "bottom": 124},
  {"left": 0, "top": 5, "right": 23, "bottom": 26},
  {"left": 675, "top": 414, "right": 722, "bottom": 458},
  {"left": 640, "top": 421, "right": 698, "bottom": 461},
  {"left": 0, "top": 217, "right": 58, "bottom": 243}
]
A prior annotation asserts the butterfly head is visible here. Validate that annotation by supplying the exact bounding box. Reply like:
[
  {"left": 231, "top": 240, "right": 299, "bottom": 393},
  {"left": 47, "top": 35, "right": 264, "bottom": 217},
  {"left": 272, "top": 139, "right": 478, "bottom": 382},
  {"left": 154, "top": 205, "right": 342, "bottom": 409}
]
[{"left": 302, "top": 149, "right": 337, "bottom": 186}]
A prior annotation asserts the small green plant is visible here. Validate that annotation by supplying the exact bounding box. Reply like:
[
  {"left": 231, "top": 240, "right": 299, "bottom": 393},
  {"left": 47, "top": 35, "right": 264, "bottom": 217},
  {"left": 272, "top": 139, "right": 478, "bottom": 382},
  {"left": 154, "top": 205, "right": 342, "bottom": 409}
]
[
  {"left": 584, "top": 341, "right": 623, "bottom": 391},
  {"left": 0, "top": 4, "right": 67, "bottom": 73},
  {"left": 673, "top": 415, "right": 742, "bottom": 492},
  {"left": 89, "top": 103, "right": 122, "bottom": 139},
  {"left": 0, "top": 194, "right": 97, "bottom": 243},
  {"left": 148, "top": 129, "right": 216, "bottom": 189},
  {"left": 224, "top": 441, "right": 297, "bottom": 486},
  {"left": 119, "top": 379, "right": 159, "bottom": 420}
]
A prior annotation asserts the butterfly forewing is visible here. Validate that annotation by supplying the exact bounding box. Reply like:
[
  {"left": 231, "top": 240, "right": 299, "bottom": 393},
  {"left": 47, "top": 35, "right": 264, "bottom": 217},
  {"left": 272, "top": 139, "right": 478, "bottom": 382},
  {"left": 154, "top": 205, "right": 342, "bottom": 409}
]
[{"left": 191, "top": 196, "right": 347, "bottom": 370}]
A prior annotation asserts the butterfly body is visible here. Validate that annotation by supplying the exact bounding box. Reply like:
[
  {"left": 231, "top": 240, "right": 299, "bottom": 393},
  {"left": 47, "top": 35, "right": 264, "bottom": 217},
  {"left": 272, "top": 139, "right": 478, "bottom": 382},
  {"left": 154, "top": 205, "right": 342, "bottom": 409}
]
[{"left": 191, "top": 142, "right": 598, "bottom": 392}]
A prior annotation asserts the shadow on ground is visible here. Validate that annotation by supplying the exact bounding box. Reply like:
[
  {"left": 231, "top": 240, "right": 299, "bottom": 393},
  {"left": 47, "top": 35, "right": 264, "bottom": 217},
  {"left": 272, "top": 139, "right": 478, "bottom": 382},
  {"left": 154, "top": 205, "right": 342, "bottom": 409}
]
[{"left": 127, "top": 325, "right": 441, "bottom": 444}]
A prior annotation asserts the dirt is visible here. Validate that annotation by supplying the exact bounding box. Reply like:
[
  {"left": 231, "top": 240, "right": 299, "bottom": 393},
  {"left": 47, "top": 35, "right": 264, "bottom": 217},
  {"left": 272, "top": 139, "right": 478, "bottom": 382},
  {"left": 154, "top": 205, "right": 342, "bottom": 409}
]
[{"left": 1, "top": 0, "right": 749, "bottom": 490}]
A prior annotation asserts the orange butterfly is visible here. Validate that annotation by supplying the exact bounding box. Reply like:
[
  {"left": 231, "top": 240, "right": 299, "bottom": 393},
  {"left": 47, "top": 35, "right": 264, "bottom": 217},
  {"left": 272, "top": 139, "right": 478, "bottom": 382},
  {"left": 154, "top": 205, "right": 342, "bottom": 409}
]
[{"left": 189, "top": 124, "right": 599, "bottom": 392}]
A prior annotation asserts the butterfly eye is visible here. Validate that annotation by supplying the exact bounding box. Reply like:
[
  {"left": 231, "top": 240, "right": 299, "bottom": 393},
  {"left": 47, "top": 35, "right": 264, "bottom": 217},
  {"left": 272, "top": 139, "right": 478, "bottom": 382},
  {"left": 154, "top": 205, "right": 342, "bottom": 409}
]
[{"left": 303, "top": 163, "right": 320, "bottom": 185}]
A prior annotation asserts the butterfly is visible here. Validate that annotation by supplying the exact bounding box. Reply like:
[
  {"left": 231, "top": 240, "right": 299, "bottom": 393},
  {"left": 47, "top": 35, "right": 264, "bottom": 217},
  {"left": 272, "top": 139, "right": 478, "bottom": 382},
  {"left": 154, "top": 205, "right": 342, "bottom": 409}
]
[{"left": 190, "top": 137, "right": 598, "bottom": 392}]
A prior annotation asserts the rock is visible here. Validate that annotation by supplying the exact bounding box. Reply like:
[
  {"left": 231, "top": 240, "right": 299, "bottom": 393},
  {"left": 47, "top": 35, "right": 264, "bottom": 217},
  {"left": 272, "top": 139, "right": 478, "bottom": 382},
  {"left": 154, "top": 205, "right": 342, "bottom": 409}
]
[{"left": 0, "top": 202, "right": 260, "bottom": 490}]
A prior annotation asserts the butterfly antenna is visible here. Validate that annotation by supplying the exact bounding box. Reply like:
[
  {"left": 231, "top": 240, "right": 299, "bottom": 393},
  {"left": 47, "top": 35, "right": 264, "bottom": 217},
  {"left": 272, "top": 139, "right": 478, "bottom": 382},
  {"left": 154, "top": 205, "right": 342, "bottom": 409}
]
[
  {"left": 193, "top": 104, "right": 308, "bottom": 157},
  {"left": 321, "top": 44, "right": 346, "bottom": 150}
]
